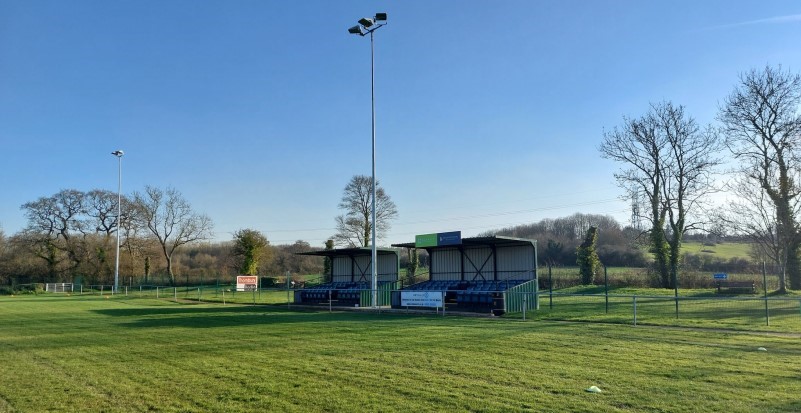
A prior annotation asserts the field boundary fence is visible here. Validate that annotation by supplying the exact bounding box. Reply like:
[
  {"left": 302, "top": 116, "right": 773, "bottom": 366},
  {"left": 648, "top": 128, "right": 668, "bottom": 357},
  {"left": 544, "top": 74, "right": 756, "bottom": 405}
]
[
  {"left": 541, "top": 265, "right": 787, "bottom": 290},
  {"left": 15, "top": 282, "right": 801, "bottom": 331},
  {"left": 511, "top": 291, "right": 801, "bottom": 330}
]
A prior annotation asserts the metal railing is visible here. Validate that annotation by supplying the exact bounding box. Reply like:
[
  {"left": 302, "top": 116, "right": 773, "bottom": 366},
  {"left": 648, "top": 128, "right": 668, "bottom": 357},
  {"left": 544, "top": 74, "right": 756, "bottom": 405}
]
[{"left": 30, "top": 284, "right": 801, "bottom": 331}]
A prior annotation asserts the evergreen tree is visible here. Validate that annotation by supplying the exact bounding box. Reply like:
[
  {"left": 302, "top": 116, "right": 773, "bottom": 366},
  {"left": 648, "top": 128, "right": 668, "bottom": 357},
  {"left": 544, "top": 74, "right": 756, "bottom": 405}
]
[
  {"left": 406, "top": 248, "right": 419, "bottom": 282},
  {"left": 576, "top": 227, "right": 602, "bottom": 285},
  {"left": 231, "top": 229, "right": 270, "bottom": 275},
  {"left": 323, "top": 239, "right": 334, "bottom": 282}
]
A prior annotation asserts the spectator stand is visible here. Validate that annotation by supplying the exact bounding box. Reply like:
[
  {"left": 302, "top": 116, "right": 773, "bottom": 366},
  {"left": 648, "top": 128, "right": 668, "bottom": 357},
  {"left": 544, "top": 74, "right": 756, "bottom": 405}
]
[
  {"left": 392, "top": 235, "right": 538, "bottom": 314},
  {"left": 295, "top": 247, "right": 399, "bottom": 307}
]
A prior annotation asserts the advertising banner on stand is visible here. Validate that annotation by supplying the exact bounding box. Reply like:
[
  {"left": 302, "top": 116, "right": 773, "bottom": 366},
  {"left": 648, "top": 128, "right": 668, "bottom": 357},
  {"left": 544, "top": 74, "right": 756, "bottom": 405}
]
[
  {"left": 236, "top": 275, "right": 258, "bottom": 291},
  {"left": 400, "top": 291, "right": 444, "bottom": 308}
]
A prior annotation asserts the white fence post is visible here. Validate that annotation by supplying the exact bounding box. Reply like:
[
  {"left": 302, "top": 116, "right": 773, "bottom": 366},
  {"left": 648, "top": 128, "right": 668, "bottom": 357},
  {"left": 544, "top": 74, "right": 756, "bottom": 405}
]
[{"left": 523, "top": 294, "right": 527, "bottom": 321}]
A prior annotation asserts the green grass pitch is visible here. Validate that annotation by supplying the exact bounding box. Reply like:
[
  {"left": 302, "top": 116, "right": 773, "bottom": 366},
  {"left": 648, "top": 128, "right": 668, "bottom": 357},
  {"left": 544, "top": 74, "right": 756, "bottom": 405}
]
[{"left": 1, "top": 295, "right": 800, "bottom": 412}]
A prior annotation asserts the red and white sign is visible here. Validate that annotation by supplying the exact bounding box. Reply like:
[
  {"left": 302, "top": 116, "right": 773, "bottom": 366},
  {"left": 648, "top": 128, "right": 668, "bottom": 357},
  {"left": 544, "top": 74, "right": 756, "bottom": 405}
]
[{"left": 236, "top": 275, "right": 258, "bottom": 291}]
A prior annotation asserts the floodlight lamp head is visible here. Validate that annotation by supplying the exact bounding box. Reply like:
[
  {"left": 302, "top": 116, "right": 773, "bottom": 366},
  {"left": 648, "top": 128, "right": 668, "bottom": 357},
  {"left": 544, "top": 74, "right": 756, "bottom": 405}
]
[
  {"left": 375, "top": 13, "right": 387, "bottom": 21},
  {"left": 348, "top": 25, "right": 364, "bottom": 35},
  {"left": 112, "top": 150, "right": 124, "bottom": 157},
  {"left": 358, "top": 17, "right": 375, "bottom": 28}
]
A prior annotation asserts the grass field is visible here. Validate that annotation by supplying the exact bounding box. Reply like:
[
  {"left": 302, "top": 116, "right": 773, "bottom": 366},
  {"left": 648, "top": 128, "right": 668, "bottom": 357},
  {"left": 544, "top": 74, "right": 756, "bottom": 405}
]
[
  {"left": 1, "top": 296, "right": 800, "bottom": 412},
  {"left": 681, "top": 241, "right": 752, "bottom": 259},
  {"left": 67, "top": 285, "right": 801, "bottom": 333}
]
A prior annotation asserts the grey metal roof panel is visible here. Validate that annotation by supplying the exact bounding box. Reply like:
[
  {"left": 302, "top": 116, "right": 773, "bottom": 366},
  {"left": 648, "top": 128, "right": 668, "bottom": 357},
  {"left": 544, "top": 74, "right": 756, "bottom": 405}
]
[
  {"left": 391, "top": 235, "right": 536, "bottom": 249},
  {"left": 297, "top": 247, "right": 399, "bottom": 258}
]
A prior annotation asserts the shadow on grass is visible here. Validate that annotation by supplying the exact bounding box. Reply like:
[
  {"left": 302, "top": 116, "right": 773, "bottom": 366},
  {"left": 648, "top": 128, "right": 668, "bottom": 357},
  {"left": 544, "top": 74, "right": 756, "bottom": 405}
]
[
  {"left": 92, "top": 305, "right": 430, "bottom": 328},
  {"left": 93, "top": 303, "right": 579, "bottom": 331},
  {"left": 95, "top": 305, "right": 282, "bottom": 317}
]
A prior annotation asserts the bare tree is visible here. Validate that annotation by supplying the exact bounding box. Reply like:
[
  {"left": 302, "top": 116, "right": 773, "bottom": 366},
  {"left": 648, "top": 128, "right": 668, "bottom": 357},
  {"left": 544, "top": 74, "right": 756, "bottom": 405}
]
[
  {"left": 20, "top": 189, "right": 88, "bottom": 280},
  {"left": 333, "top": 175, "right": 398, "bottom": 247},
  {"left": 119, "top": 196, "right": 155, "bottom": 283},
  {"left": 0, "top": 224, "right": 11, "bottom": 285},
  {"left": 718, "top": 65, "right": 801, "bottom": 290},
  {"left": 717, "top": 174, "right": 797, "bottom": 292},
  {"left": 83, "top": 189, "right": 123, "bottom": 281},
  {"left": 132, "top": 186, "right": 213, "bottom": 284},
  {"left": 600, "top": 101, "right": 721, "bottom": 288},
  {"left": 266, "top": 241, "right": 323, "bottom": 276},
  {"left": 658, "top": 104, "right": 721, "bottom": 290},
  {"left": 84, "top": 189, "right": 120, "bottom": 234}
]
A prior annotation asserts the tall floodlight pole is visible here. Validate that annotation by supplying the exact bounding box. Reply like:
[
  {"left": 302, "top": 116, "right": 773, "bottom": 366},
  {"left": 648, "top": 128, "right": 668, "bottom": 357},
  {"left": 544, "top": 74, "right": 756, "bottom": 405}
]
[
  {"left": 112, "top": 150, "right": 124, "bottom": 292},
  {"left": 349, "top": 13, "right": 387, "bottom": 308}
]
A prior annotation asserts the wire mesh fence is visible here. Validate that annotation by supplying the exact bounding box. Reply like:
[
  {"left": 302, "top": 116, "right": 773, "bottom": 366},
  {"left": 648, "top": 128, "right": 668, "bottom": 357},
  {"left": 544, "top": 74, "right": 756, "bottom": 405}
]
[
  {"left": 541, "top": 265, "right": 786, "bottom": 290},
  {"left": 120, "top": 285, "right": 297, "bottom": 306},
  {"left": 524, "top": 292, "right": 801, "bottom": 331},
  {"left": 9, "top": 281, "right": 801, "bottom": 331}
]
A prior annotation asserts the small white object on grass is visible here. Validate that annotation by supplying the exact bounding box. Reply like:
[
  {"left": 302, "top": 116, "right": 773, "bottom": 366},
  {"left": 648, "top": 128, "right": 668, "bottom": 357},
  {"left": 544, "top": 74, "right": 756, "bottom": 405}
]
[
  {"left": 586, "top": 386, "right": 602, "bottom": 393},
  {"left": 757, "top": 347, "right": 767, "bottom": 352}
]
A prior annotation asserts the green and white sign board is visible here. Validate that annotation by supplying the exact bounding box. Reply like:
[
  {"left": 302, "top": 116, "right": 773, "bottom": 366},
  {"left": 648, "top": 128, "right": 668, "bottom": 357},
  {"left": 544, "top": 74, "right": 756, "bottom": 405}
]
[
  {"left": 415, "top": 233, "right": 439, "bottom": 248},
  {"left": 415, "top": 231, "right": 462, "bottom": 248}
]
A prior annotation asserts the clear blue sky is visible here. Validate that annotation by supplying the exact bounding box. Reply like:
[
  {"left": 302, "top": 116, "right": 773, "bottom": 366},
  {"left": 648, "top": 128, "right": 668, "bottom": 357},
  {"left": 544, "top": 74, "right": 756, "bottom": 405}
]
[{"left": 1, "top": 1, "right": 800, "bottom": 246}]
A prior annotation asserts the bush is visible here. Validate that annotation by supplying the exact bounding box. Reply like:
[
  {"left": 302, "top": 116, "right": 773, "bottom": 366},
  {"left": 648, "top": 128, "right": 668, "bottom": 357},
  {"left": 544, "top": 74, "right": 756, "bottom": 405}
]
[{"left": 678, "top": 271, "right": 716, "bottom": 289}]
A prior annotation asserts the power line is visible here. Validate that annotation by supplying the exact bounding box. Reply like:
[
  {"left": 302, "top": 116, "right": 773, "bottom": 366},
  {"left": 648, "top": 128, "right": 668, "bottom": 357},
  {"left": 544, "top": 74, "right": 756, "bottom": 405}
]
[
  {"left": 265, "top": 207, "right": 632, "bottom": 244},
  {"left": 243, "top": 197, "right": 624, "bottom": 235}
]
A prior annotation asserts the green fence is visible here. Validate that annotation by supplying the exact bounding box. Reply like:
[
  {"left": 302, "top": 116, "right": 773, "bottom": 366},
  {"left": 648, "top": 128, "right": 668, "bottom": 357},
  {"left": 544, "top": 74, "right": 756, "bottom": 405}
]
[
  {"left": 504, "top": 280, "right": 538, "bottom": 313},
  {"left": 359, "top": 281, "right": 399, "bottom": 307}
]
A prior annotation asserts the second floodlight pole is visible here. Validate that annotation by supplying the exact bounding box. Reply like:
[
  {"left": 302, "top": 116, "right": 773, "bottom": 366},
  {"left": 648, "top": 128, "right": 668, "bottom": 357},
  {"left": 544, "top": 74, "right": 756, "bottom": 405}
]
[
  {"left": 349, "top": 13, "right": 387, "bottom": 308},
  {"left": 369, "top": 26, "right": 378, "bottom": 309},
  {"left": 112, "top": 150, "right": 124, "bottom": 293}
]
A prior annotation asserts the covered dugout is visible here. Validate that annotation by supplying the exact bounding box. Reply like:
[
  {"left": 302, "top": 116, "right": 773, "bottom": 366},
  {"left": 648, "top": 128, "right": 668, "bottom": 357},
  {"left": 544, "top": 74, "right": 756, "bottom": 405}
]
[
  {"left": 295, "top": 247, "right": 399, "bottom": 306},
  {"left": 392, "top": 235, "right": 538, "bottom": 313}
]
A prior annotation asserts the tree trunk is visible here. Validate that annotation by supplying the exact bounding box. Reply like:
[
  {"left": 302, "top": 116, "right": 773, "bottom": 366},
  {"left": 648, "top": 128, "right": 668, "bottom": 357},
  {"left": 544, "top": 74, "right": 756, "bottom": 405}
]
[
  {"left": 46, "top": 242, "right": 58, "bottom": 281},
  {"left": 144, "top": 256, "right": 150, "bottom": 284},
  {"left": 668, "top": 236, "right": 681, "bottom": 290},
  {"left": 786, "top": 239, "right": 800, "bottom": 290},
  {"left": 650, "top": 223, "right": 670, "bottom": 288},
  {"left": 774, "top": 193, "right": 799, "bottom": 290},
  {"left": 363, "top": 212, "right": 370, "bottom": 247},
  {"left": 167, "top": 258, "right": 175, "bottom": 285}
]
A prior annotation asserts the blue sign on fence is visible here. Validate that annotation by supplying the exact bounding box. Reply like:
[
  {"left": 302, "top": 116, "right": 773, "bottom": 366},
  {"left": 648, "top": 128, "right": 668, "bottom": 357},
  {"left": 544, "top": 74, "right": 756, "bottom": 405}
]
[{"left": 713, "top": 273, "right": 728, "bottom": 279}]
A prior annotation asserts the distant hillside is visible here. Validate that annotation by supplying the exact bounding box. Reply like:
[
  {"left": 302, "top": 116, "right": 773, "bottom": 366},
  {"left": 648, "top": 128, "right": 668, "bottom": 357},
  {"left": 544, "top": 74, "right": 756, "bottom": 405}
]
[
  {"left": 681, "top": 241, "right": 752, "bottom": 260},
  {"left": 482, "top": 213, "right": 646, "bottom": 267}
]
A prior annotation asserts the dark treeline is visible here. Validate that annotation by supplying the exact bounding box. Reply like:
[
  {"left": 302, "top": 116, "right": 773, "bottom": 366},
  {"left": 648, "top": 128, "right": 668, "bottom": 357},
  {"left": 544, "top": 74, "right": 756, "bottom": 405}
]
[
  {"left": 0, "top": 234, "right": 324, "bottom": 287},
  {"left": 481, "top": 213, "right": 764, "bottom": 275},
  {"left": 169, "top": 240, "right": 325, "bottom": 285},
  {"left": 0, "top": 195, "right": 755, "bottom": 287},
  {"left": 0, "top": 187, "right": 324, "bottom": 287},
  {"left": 479, "top": 213, "right": 648, "bottom": 267}
]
